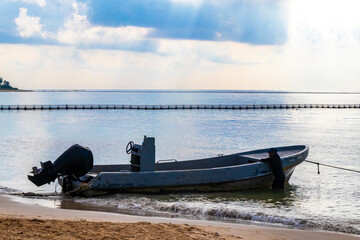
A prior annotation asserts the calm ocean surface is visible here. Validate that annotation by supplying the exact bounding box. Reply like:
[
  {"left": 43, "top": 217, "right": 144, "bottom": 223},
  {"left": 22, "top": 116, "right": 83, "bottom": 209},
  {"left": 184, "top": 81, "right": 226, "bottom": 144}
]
[{"left": 0, "top": 91, "right": 360, "bottom": 234}]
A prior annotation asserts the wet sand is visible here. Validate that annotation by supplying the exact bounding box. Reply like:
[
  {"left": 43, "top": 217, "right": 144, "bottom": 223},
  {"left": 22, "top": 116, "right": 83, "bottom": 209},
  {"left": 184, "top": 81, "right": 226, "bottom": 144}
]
[{"left": 0, "top": 195, "right": 359, "bottom": 240}]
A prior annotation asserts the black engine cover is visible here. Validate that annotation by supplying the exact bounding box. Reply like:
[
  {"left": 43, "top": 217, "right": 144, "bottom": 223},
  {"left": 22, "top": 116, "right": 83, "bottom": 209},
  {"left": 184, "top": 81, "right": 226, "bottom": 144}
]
[{"left": 28, "top": 144, "right": 93, "bottom": 187}]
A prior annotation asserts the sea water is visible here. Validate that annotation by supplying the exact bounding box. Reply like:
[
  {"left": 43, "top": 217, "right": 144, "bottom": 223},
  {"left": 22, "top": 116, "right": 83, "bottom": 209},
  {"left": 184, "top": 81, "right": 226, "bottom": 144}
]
[{"left": 0, "top": 91, "right": 359, "bottom": 234}]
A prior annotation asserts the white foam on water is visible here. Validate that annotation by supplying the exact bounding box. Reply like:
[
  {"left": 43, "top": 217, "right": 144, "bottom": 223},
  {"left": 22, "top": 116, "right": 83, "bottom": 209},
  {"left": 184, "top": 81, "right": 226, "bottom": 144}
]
[
  {"left": 73, "top": 194, "right": 360, "bottom": 235},
  {"left": 75, "top": 196, "right": 303, "bottom": 225}
]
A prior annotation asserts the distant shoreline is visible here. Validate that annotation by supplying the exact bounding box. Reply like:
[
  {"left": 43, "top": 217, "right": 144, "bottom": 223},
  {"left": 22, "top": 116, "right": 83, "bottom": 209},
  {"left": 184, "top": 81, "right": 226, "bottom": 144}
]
[
  {"left": 2, "top": 89, "right": 360, "bottom": 94},
  {"left": 0, "top": 89, "right": 32, "bottom": 92}
]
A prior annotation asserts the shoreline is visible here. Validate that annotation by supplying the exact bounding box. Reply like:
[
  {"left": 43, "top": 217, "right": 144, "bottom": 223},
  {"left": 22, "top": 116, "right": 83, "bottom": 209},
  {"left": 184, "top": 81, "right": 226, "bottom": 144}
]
[{"left": 0, "top": 194, "right": 358, "bottom": 240}]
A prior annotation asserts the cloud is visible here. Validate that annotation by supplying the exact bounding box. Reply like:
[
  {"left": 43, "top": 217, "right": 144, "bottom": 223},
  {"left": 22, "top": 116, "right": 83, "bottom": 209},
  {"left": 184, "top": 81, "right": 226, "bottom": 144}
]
[
  {"left": 7, "top": 0, "right": 287, "bottom": 50},
  {"left": 170, "top": 0, "right": 204, "bottom": 8},
  {"left": 14, "top": 7, "right": 48, "bottom": 38},
  {"left": 56, "top": 2, "right": 152, "bottom": 46},
  {"left": 9, "top": 2, "right": 157, "bottom": 51},
  {"left": 0, "top": 43, "right": 280, "bottom": 90},
  {"left": 13, "top": 0, "right": 46, "bottom": 7},
  {"left": 156, "top": 39, "right": 262, "bottom": 65},
  {"left": 86, "top": 0, "right": 288, "bottom": 45}
]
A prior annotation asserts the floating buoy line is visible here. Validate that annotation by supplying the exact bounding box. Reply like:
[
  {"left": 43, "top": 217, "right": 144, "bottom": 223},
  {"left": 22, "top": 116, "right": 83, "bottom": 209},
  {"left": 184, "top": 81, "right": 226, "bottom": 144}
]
[{"left": 0, "top": 103, "right": 359, "bottom": 111}]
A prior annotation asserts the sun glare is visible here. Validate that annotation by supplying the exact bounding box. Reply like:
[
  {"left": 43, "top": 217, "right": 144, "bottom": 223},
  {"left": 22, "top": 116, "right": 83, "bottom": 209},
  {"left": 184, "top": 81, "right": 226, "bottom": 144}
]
[{"left": 291, "top": 0, "right": 360, "bottom": 32}]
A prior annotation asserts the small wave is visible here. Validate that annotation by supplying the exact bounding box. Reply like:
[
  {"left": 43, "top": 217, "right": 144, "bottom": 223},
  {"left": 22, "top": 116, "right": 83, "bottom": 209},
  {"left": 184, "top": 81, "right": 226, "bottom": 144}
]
[
  {"left": 154, "top": 201, "right": 305, "bottom": 227},
  {"left": 0, "top": 185, "right": 22, "bottom": 194},
  {"left": 75, "top": 196, "right": 305, "bottom": 226},
  {"left": 73, "top": 195, "right": 360, "bottom": 235},
  {"left": 0, "top": 185, "right": 61, "bottom": 199}
]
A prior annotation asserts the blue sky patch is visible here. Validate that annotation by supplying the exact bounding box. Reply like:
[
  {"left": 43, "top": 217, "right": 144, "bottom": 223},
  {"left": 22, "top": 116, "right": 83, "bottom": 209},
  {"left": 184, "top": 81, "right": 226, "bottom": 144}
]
[{"left": 86, "top": 0, "right": 288, "bottom": 45}]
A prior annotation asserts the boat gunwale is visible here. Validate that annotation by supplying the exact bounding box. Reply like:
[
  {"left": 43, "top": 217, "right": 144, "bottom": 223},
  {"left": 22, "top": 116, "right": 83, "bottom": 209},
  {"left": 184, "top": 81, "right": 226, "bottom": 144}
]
[
  {"left": 89, "top": 146, "right": 308, "bottom": 182},
  {"left": 90, "top": 145, "right": 309, "bottom": 174}
]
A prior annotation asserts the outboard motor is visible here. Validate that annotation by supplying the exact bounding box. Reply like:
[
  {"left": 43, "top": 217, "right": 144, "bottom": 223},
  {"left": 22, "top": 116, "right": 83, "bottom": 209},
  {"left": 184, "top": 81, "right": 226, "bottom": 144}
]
[{"left": 28, "top": 144, "right": 93, "bottom": 187}]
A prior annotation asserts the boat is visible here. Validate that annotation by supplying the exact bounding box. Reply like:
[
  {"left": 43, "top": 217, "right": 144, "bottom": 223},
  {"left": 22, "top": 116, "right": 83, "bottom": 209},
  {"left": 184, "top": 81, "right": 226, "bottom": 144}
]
[{"left": 28, "top": 136, "right": 309, "bottom": 196}]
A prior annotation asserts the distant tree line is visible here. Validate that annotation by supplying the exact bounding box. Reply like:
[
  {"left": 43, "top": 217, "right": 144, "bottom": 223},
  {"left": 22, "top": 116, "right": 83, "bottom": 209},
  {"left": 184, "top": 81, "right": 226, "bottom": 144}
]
[{"left": 0, "top": 77, "right": 18, "bottom": 90}]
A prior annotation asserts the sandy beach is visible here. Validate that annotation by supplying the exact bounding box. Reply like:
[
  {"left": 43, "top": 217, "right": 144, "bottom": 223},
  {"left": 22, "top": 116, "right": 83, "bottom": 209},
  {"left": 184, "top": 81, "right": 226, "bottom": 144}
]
[{"left": 0, "top": 194, "right": 358, "bottom": 240}]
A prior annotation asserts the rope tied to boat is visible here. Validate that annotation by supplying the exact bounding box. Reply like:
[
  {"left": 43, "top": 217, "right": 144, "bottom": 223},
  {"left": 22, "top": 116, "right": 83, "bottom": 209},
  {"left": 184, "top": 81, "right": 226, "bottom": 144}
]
[{"left": 304, "top": 160, "right": 360, "bottom": 174}]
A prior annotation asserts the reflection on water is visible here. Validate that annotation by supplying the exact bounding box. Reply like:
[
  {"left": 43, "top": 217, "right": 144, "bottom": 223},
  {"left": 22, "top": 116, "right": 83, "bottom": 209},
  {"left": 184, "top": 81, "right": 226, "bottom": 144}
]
[{"left": 199, "top": 186, "right": 299, "bottom": 205}]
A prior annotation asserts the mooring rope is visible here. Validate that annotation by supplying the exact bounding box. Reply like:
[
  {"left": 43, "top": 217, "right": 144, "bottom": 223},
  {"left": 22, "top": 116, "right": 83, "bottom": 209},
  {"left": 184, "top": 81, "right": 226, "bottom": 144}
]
[{"left": 304, "top": 160, "right": 360, "bottom": 174}]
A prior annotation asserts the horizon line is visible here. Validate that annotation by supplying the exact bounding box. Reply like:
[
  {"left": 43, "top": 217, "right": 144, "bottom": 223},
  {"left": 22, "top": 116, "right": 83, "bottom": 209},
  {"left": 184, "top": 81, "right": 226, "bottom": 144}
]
[{"left": 21, "top": 89, "right": 360, "bottom": 94}]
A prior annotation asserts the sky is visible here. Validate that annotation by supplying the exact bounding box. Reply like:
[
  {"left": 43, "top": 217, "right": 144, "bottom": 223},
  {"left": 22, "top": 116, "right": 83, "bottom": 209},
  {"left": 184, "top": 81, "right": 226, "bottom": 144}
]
[{"left": 0, "top": 0, "right": 360, "bottom": 91}]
